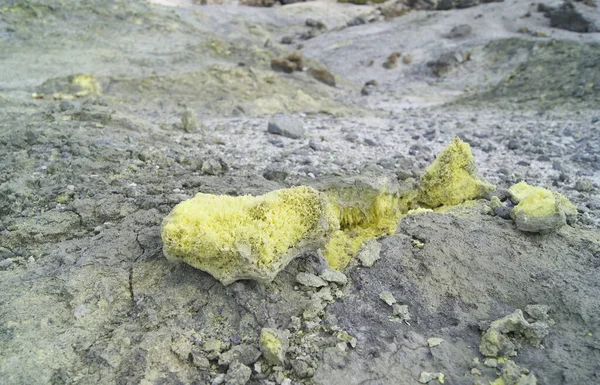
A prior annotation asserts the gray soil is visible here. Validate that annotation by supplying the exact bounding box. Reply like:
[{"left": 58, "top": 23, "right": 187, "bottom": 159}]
[{"left": 1, "top": 0, "right": 599, "bottom": 384}]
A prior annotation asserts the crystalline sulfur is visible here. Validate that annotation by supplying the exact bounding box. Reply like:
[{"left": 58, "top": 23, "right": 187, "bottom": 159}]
[{"left": 161, "top": 186, "right": 339, "bottom": 285}]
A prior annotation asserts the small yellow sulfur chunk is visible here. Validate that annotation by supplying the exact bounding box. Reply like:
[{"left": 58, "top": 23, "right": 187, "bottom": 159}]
[
  {"left": 418, "top": 137, "right": 494, "bottom": 208},
  {"left": 509, "top": 181, "right": 577, "bottom": 233},
  {"left": 161, "top": 186, "right": 339, "bottom": 285},
  {"left": 259, "top": 328, "right": 288, "bottom": 365}
]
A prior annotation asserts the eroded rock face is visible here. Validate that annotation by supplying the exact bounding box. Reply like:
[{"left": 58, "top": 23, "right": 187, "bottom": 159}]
[{"left": 161, "top": 186, "right": 339, "bottom": 285}]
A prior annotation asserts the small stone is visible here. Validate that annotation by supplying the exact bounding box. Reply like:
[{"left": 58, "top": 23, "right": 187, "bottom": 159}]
[
  {"left": 319, "top": 269, "right": 347, "bottom": 285},
  {"left": 427, "top": 338, "right": 444, "bottom": 348},
  {"left": 347, "top": 16, "right": 367, "bottom": 27},
  {"left": 212, "top": 374, "right": 225, "bottom": 385},
  {"left": 225, "top": 362, "right": 252, "bottom": 385},
  {"left": 309, "top": 68, "right": 336, "bottom": 87},
  {"left": 379, "top": 291, "right": 396, "bottom": 306},
  {"left": 483, "top": 358, "right": 498, "bottom": 368},
  {"left": 402, "top": 54, "right": 413, "bottom": 64},
  {"left": 516, "top": 373, "right": 538, "bottom": 385},
  {"left": 418, "top": 372, "right": 445, "bottom": 384},
  {"left": 575, "top": 179, "right": 594, "bottom": 192},
  {"left": 0, "top": 258, "right": 14, "bottom": 270},
  {"left": 182, "top": 107, "right": 201, "bottom": 133},
  {"left": 296, "top": 272, "right": 328, "bottom": 287},
  {"left": 448, "top": 24, "right": 472, "bottom": 38},
  {"left": 471, "top": 368, "right": 481, "bottom": 376},
  {"left": 281, "top": 36, "right": 293, "bottom": 44},
  {"left": 507, "top": 140, "right": 520, "bottom": 150},
  {"left": 190, "top": 350, "right": 211, "bottom": 370},
  {"left": 218, "top": 344, "right": 261, "bottom": 366},
  {"left": 201, "top": 158, "right": 229, "bottom": 176},
  {"left": 260, "top": 328, "right": 289, "bottom": 365},
  {"left": 392, "top": 304, "right": 411, "bottom": 321},
  {"left": 525, "top": 304, "right": 551, "bottom": 321},
  {"left": 262, "top": 167, "right": 289, "bottom": 182},
  {"left": 357, "top": 239, "right": 381, "bottom": 267},
  {"left": 383, "top": 52, "right": 401, "bottom": 69},
  {"left": 268, "top": 116, "right": 305, "bottom": 139}
]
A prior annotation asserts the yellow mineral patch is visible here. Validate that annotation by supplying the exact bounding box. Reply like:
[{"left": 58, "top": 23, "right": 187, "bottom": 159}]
[
  {"left": 72, "top": 75, "right": 102, "bottom": 97},
  {"left": 161, "top": 186, "right": 339, "bottom": 284},
  {"left": 418, "top": 137, "right": 494, "bottom": 208},
  {"left": 322, "top": 187, "right": 416, "bottom": 270}
]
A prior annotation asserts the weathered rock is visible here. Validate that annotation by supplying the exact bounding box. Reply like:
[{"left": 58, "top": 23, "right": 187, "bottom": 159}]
[
  {"left": 225, "top": 362, "right": 252, "bottom": 385},
  {"left": 379, "top": 291, "right": 396, "bottom": 306},
  {"left": 447, "top": 24, "right": 472, "bottom": 38},
  {"left": 383, "top": 52, "right": 401, "bottom": 69},
  {"left": 575, "top": 179, "right": 594, "bottom": 192},
  {"left": 162, "top": 186, "right": 339, "bottom": 285},
  {"left": 547, "top": 1, "right": 598, "bottom": 33},
  {"left": 201, "top": 158, "right": 229, "bottom": 176},
  {"left": 181, "top": 107, "right": 200, "bottom": 133},
  {"left": 297, "top": 272, "right": 328, "bottom": 287},
  {"left": 509, "top": 182, "right": 577, "bottom": 233},
  {"left": 319, "top": 269, "right": 348, "bottom": 285},
  {"left": 356, "top": 239, "right": 381, "bottom": 267},
  {"left": 418, "top": 371, "right": 445, "bottom": 384},
  {"left": 219, "top": 344, "right": 261, "bottom": 367},
  {"left": 260, "top": 328, "right": 289, "bottom": 365},
  {"left": 268, "top": 116, "right": 306, "bottom": 139},
  {"left": 427, "top": 51, "right": 471, "bottom": 77},
  {"left": 309, "top": 68, "right": 336, "bottom": 87}
]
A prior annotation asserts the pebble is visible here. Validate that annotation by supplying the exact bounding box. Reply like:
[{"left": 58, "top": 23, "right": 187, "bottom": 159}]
[
  {"left": 427, "top": 337, "right": 444, "bottom": 347},
  {"left": 356, "top": 239, "right": 381, "bottom": 267},
  {"left": 319, "top": 269, "right": 348, "bottom": 285},
  {"left": 379, "top": 291, "right": 396, "bottom": 306},
  {"left": 574, "top": 179, "right": 594, "bottom": 192},
  {"left": 268, "top": 116, "right": 305, "bottom": 139}
]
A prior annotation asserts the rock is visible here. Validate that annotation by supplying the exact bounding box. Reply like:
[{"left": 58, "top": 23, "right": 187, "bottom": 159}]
[
  {"left": 379, "top": 291, "right": 396, "bottom": 306},
  {"left": 347, "top": 16, "right": 367, "bottom": 27},
  {"left": 201, "top": 158, "right": 229, "bottom": 176},
  {"left": 392, "top": 304, "right": 411, "bottom": 321},
  {"left": 319, "top": 269, "right": 347, "bottom": 285},
  {"left": 260, "top": 328, "right": 289, "bottom": 365},
  {"left": 418, "top": 372, "right": 445, "bottom": 384},
  {"left": 182, "top": 107, "right": 200, "bottom": 133},
  {"left": 494, "top": 205, "right": 513, "bottom": 220},
  {"left": 218, "top": 344, "right": 262, "bottom": 366},
  {"left": 268, "top": 116, "right": 305, "bottom": 139},
  {"left": 525, "top": 304, "right": 551, "bottom": 321},
  {"left": 402, "top": 54, "right": 413, "bottom": 64},
  {"left": 280, "top": 36, "right": 294, "bottom": 44},
  {"left": 271, "top": 57, "right": 296, "bottom": 73},
  {"left": 0, "top": 258, "right": 15, "bottom": 271},
  {"left": 509, "top": 182, "right": 577, "bottom": 233},
  {"left": 296, "top": 272, "right": 328, "bottom": 287},
  {"left": 309, "top": 68, "right": 336, "bottom": 87},
  {"left": 574, "top": 179, "right": 594, "bottom": 192},
  {"left": 483, "top": 358, "right": 498, "bottom": 368},
  {"left": 190, "top": 350, "right": 211, "bottom": 370},
  {"left": 225, "top": 362, "right": 252, "bottom": 385},
  {"left": 305, "top": 18, "right": 327, "bottom": 30},
  {"left": 263, "top": 166, "right": 289, "bottom": 182},
  {"left": 212, "top": 373, "right": 226, "bottom": 385},
  {"left": 427, "top": 51, "right": 471, "bottom": 77},
  {"left": 547, "top": 1, "right": 598, "bottom": 33},
  {"left": 383, "top": 52, "right": 401, "bottom": 69},
  {"left": 75, "top": 104, "right": 113, "bottom": 125},
  {"left": 162, "top": 186, "right": 339, "bottom": 285},
  {"left": 427, "top": 337, "right": 444, "bottom": 347},
  {"left": 447, "top": 24, "right": 472, "bottom": 38},
  {"left": 356, "top": 239, "right": 381, "bottom": 267},
  {"left": 361, "top": 80, "right": 377, "bottom": 96},
  {"left": 418, "top": 137, "right": 495, "bottom": 208}
]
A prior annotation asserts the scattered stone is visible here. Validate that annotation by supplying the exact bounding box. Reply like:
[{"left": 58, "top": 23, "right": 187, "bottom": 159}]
[
  {"left": 182, "top": 107, "right": 200, "bottom": 133},
  {"left": 361, "top": 80, "right": 377, "bottom": 96},
  {"left": 418, "top": 371, "right": 445, "bottom": 384},
  {"left": 575, "top": 179, "right": 594, "bottom": 192},
  {"left": 379, "top": 291, "right": 396, "bottom": 306},
  {"left": 509, "top": 182, "right": 577, "bottom": 233},
  {"left": 211, "top": 373, "right": 226, "bottom": 385},
  {"left": 201, "top": 158, "right": 229, "bottom": 176},
  {"left": 280, "top": 36, "right": 294, "bottom": 44},
  {"left": 447, "top": 24, "right": 472, "bottom": 38},
  {"left": 271, "top": 57, "right": 296, "bottom": 73},
  {"left": 356, "top": 239, "right": 381, "bottom": 267},
  {"left": 260, "top": 328, "right": 289, "bottom": 365},
  {"left": 263, "top": 166, "right": 289, "bottom": 182},
  {"left": 319, "top": 269, "right": 347, "bottom": 285},
  {"left": 347, "top": 16, "right": 367, "bottom": 27},
  {"left": 524, "top": 304, "right": 551, "bottom": 322},
  {"left": 383, "top": 52, "right": 401, "bottom": 69},
  {"left": 225, "top": 362, "right": 252, "bottom": 385},
  {"left": 190, "top": 350, "right": 211, "bottom": 370},
  {"left": 297, "top": 272, "right": 328, "bottom": 287},
  {"left": 218, "top": 344, "right": 261, "bottom": 366},
  {"left": 402, "top": 54, "right": 413, "bottom": 64},
  {"left": 392, "top": 304, "right": 411, "bottom": 321},
  {"left": 543, "top": 1, "right": 599, "bottom": 33},
  {"left": 427, "top": 51, "right": 471, "bottom": 77},
  {"left": 268, "top": 116, "right": 305, "bottom": 139},
  {"left": 427, "top": 337, "right": 444, "bottom": 348},
  {"left": 309, "top": 68, "right": 336, "bottom": 87},
  {"left": 305, "top": 18, "right": 327, "bottom": 30},
  {"left": 483, "top": 358, "right": 498, "bottom": 368}
]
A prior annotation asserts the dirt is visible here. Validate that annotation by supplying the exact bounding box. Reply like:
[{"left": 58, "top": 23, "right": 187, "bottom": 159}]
[{"left": 0, "top": 0, "right": 599, "bottom": 384}]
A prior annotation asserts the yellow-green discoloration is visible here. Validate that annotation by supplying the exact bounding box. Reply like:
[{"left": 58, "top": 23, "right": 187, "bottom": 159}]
[
  {"left": 418, "top": 138, "right": 494, "bottom": 208},
  {"left": 260, "top": 328, "right": 287, "bottom": 365},
  {"left": 71, "top": 75, "right": 102, "bottom": 97},
  {"left": 161, "top": 186, "right": 339, "bottom": 285},
  {"left": 509, "top": 181, "right": 577, "bottom": 232}
]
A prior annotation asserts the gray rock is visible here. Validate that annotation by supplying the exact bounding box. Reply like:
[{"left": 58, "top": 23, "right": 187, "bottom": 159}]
[
  {"left": 347, "top": 16, "right": 367, "bottom": 27},
  {"left": 427, "top": 51, "right": 471, "bottom": 77},
  {"left": 0, "top": 258, "right": 14, "bottom": 270},
  {"left": 379, "top": 291, "right": 396, "bottom": 306},
  {"left": 225, "top": 362, "right": 252, "bottom": 385},
  {"left": 296, "top": 272, "right": 328, "bottom": 287},
  {"left": 219, "top": 344, "right": 262, "bottom": 366},
  {"left": 319, "top": 269, "right": 347, "bottom": 285},
  {"left": 262, "top": 166, "right": 289, "bottom": 182},
  {"left": 280, "top": 36, "right": 293, "bottom": 44},
  {"left": 267, "top": 116, "right": 305, "bottom": 139},
  {"left": 575, "top": 179, "right": 594, "bottom": 192},
  {"left": 182, "top": 107, "right": 201, "bottom": 133},
  {"left": 201, "top": 158, "right": 229, "bottom": 176},
  {"left": 548, "top": 1, "right": 598, "bottom": 33},
  {"left": 447, "top": 24, "right": 472, "bottom": 38},
  {"left": 190, "top": 350, "right": 211, "bottom": 370}
]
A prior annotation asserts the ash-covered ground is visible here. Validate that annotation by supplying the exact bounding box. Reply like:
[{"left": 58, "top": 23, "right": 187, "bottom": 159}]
[{"left": 0, "top": 0, "right": 599, "bottom": 384}]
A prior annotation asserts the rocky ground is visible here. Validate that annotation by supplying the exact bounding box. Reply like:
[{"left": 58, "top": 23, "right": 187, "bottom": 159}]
[{"left": 1, "top": 0, "right": 599, "bottom": 384}]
